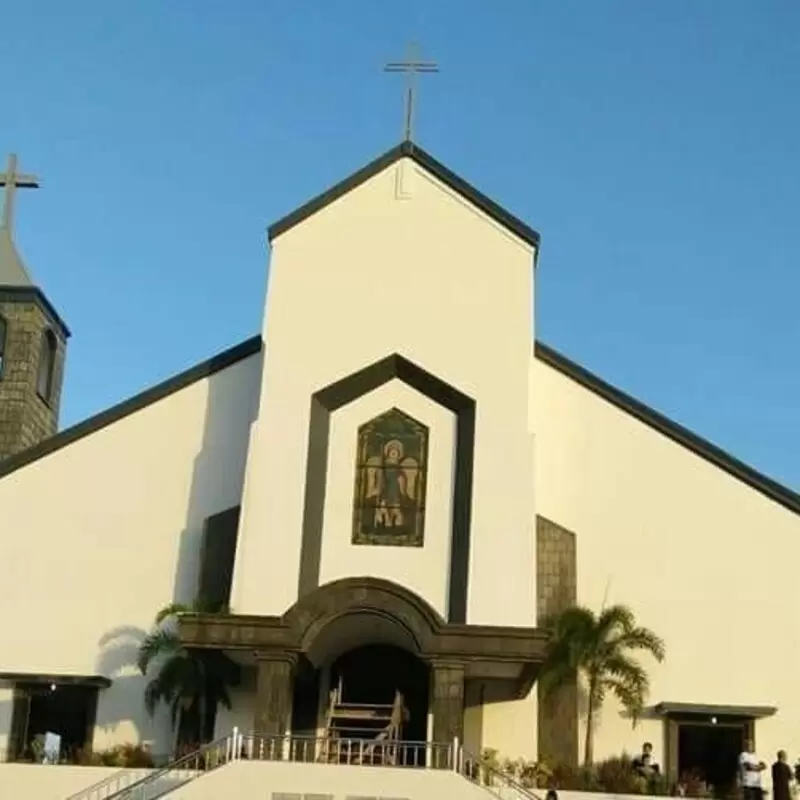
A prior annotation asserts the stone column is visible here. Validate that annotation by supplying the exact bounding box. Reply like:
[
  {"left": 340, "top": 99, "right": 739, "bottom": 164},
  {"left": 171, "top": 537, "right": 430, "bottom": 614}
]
[
  {"left": 430, "top": 660, "right": 466, "bottom": 745},
  {"left": 536, "top": 516, "right": 578, "bottom": 767},
  {"left": 253, "top": 652, "right": 297, "bottom": 737}
]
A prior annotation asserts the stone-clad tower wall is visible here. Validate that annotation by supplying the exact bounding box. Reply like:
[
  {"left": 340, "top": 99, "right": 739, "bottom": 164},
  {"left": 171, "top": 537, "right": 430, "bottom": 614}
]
[
  {"left": 0, "top": 154, "right": 70, "bottom": 463},
  {"left": 0, "top": 287, "right": 68, "bottom": 460}
]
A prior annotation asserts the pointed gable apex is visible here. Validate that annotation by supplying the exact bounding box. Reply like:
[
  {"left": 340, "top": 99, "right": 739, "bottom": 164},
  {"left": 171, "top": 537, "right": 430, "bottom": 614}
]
[{"left": 267, "top": 141, "right": 541, "bottom": 250}]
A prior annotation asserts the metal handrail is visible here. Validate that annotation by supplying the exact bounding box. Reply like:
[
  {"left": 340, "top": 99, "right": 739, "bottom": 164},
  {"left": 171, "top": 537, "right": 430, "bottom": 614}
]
[
  {"left": 238, "top": 732, "right": 455, "bottom": 769},
  {"left": 61, "top": 730, "right": 544, "bottom": 800},
  {"left": 62, "top": 733, "right": 235, "bottom": 800},
  {"left": 62, "top": 766, "right": 156, "bottom": 800},
  {"left": 459, "top": 745, "right": 544, "bottom": 800},
  {"left": 102, "top": 734, "right": 236, "bottom": 800}
]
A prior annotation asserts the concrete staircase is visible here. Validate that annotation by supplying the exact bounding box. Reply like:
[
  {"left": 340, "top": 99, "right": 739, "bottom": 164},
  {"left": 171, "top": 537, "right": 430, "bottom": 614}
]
[{"left": 61, "top": 732, "right": 542, "bottom": 800}]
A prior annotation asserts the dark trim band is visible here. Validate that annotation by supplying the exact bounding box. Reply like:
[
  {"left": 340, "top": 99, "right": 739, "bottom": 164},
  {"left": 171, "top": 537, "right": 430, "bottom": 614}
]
[
  {"left": 536, "top": 342, "right": 800, "bottom": 516},
  {"left": 4, "top": 332, "right": 798, "bottom": 526},
  {"left": 180, "top": 577, "right": 547, "bottom": 697},
  {"left": 0, "top": 336, "right": 262, "bottom": 480},
  {"left": 654, "top": 702, "right": 776, "bottom": 719},
  {"left": 0, "top": 672, "right": 112, "bottom": 688},
  {"left": 0, "top": 285, "right": 71, "bottom": 339},
  {"left": 267, "top": 140, "right": 541, "bottom": 249},
  {"left": 298, "top": 354, "right": 476, "bottom": 624}
]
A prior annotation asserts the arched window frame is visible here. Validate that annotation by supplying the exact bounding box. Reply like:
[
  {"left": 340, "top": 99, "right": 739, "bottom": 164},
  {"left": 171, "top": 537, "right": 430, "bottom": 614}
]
[
  {"left": 351, "top": 406, "right": 429, "bottom": 548},
  {"left": 36, "top": 328, "right": 58, "bottom": 404},
  {"left": 0, "top": 315, "right": 7, "bottom": 379}
]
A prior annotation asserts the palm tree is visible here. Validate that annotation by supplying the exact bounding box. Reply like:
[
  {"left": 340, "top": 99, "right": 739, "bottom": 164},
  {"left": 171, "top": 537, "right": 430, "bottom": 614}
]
[
  {"left": 539, "top": 604, "right": 665, "bottom": 766},
  {"left": 138, "top": 601, "right": 240, "bottom": 748}
]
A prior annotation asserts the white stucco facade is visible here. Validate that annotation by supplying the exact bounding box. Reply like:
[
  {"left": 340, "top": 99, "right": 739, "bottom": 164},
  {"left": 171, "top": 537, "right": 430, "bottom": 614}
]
[
  {"left": 534, "top": 355, "right": 800, "bottom": 766},
  {"left": 234, "top": 155, "right": 536, "bottom": 628},
  {"left": 0, "top": 142, "right": 798, "bottom": 793},
  {"left": 0, "top": 351, "right": 262, "bottom": 757}
]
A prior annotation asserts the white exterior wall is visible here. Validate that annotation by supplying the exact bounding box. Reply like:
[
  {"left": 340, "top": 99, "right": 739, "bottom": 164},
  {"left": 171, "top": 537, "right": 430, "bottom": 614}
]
[
  {"left": 213, "top": 688, "right": 255, "bottom": 740},
  {"left": 534, "top": 355, "right": 800, "bottom": 765},
  {"left": 234, "top": 157, "right": 537, "bottom": 626},
  {"left": 0, "top": 765, "right": 154, "bottom": 800},
  {"left": 0, "top": 353, "right": 261, "bottom": 755},
  {"left": 481, "top": 684, "right": 538, "bottom": 761}
]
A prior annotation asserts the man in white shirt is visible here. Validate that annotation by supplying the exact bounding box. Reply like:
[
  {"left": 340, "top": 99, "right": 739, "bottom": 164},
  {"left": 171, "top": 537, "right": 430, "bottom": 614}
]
[{"left": 739, "top": 739, "right": 767, "bottom": 800}]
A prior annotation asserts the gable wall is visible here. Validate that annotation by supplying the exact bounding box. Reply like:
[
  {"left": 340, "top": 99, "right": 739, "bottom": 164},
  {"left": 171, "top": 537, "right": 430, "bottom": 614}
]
[
  {"left": 0, "top": 352, "right": 261, "bottom": 756},
  {"left": 533, "top": 355, "right": 800, "bottom": 764},
  {"left": 235, "top": 157, "right": 537, "bottom": 626}
]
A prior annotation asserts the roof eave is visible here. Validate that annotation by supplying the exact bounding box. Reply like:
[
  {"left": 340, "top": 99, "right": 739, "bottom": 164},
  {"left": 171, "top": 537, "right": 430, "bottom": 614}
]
[{"left": 267, "top": 140, "right": 541, "bottom": 251}]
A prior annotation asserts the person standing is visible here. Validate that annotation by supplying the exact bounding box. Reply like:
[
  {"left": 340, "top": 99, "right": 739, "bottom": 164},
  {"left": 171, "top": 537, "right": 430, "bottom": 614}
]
[
  {"left": 633, "top": 742, "right": 660, "bottom": 776},
  {"left": 771, "top": 750, "right": 792, "bottom": 800},
  {"left": 739, "top": 739, "right": 767, "bottom": 800}
]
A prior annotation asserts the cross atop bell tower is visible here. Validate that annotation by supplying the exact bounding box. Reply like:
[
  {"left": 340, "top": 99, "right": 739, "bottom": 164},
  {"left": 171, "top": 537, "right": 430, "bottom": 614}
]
[
  {"left": 0, "top": 154, "right": 39, "bottom": 288},
  {"left": 1, "top": 154, "right": 40, "bottom": 234},
  {"left": 0, "top": 151, "right": 70, "bottom": 463}
]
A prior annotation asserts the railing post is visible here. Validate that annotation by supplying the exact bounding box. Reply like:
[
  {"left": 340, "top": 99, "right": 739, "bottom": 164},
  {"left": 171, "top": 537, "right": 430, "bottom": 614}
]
[
  {"left": 281, "top": 731, "right": 290, "bottom": 761},
  {"left": 452, "top": 736, "right": 459, "bottom": 772}
]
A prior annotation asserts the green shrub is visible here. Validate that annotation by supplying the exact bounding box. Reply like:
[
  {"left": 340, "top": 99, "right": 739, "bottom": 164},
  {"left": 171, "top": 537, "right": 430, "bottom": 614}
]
[{"left": 486, "top": 749, "right": 674, "bottom": 795}]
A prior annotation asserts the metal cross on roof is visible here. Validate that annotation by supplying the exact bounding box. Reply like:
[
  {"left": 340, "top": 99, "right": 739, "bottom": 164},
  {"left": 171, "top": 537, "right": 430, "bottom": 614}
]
[
  {"left": 384, "top": 43, "right": 440, "bottom": 142},
  {"left": 0, "top": 154, "right": 39, "bottom": 233}
]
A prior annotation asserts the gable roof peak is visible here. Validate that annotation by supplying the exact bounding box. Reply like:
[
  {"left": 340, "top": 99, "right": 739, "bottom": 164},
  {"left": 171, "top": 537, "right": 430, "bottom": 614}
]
[{"left": 267, "top": 140, "right": 541, "bottom": 250}]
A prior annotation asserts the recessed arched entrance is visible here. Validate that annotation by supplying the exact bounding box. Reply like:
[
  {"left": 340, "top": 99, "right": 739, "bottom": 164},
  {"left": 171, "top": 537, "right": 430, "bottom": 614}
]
[
  {"left": 178, "top": 576, "right": 549, "bottom": 756},
  {"left": 329, "top": 644, "right": 429, "bottom": 744}
]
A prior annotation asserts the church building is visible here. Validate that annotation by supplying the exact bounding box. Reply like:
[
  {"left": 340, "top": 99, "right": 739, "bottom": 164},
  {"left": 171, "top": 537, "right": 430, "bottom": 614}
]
[{"left": 0, "top": 142, "right": 797, "bottom": 787}]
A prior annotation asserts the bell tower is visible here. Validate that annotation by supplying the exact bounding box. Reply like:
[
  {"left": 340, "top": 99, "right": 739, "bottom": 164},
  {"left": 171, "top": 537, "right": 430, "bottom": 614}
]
[{"left": 0, "top": 153, "right": 69, "bottom": 462}]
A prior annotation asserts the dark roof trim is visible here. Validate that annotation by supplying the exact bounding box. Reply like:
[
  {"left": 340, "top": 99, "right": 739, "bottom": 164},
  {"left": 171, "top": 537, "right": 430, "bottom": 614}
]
[
  {"left": 0, "top": 673, "right": 112, "bottom": 689},
  {"left": 4, "top": 330, "right": 796, "bottom": 524},
  {"left": 0, "top": 285, "right": 72, "bottom": 339},
  {"left": 300, "top": 353, "right": 476, "bottom": 624},
  {"left": 655, "top": 702, "right": 776, "bottom": 719},
  {"left": 267, "top": 140, "right": 541, "bottom": 249},
  {"left": 0, "top": 335, "right": 262, "bottom": 481},
  {"left": 536, "top": 342, "right": 800, "bottom": 517}
]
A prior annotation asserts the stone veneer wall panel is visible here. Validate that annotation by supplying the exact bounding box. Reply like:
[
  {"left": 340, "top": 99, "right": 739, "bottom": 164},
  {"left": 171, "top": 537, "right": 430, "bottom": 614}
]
[
  {"left": 0, "top": 298, "right": 65, "bottom": 460},
  {"left": 536, "top": 515, "right": 578, "bottom": 767}
]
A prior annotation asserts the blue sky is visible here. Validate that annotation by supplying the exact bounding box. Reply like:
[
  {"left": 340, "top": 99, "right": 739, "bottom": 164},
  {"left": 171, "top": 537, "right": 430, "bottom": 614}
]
[{"left": 2, "top": 1, "right": 799, "bottom": 489}]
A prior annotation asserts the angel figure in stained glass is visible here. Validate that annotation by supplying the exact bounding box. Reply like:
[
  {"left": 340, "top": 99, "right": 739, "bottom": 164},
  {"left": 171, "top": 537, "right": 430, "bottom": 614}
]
[{"left": 366, "top": 439, "right": 420, "bottom": 528}]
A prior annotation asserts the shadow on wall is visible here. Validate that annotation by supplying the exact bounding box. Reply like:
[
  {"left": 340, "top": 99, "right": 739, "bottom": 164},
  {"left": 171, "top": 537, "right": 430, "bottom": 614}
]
[
  {"left": 93, "top": 626, "right": 172, "bottom": 755},
  {"left": 93, "top": 349, "right": 262, "bottom": 755},
  {"left": 171, "top": 347, "right": 262, "bottom": 607}
]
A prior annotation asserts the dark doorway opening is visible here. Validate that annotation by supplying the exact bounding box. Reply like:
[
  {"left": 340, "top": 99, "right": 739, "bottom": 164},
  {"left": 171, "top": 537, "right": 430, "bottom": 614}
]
[
  {"left": 10, "top": 683, "right": 97, "bottom": 762},
  {"left": 330, "top": 644, "right": 429, "bottom": 744},
  {"left": 678, "top": 722, "right": 744, "bottom": 797}
]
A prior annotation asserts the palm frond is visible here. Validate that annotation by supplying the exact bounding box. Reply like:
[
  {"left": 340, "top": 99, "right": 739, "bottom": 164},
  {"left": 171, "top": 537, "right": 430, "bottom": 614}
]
[
  {"left": 603, "top": 673, "right": 649, "bottom": 721},
  {"left": 614, "top": 626, "right": 666, "bottom": 662},
  {"left": 603, "top": 654, "right": 649, "bottom": 689},
  {"left": 137, "top": 629, "right": 181, "bottom": 675},
  {"left": 141, "top": 602, "right": 238, "bottom": 734},
  {"left": 538, "top": 659, "right": 577, "bottom": 697},
  {"left": 538, "top": 600, "right": 664, "bottom": 764},
  {"left": 597, "top": 604, "right": 635, "bottom": 633},
  {"left": 169, "top": 694, "right": 183, "bottom": 726}
]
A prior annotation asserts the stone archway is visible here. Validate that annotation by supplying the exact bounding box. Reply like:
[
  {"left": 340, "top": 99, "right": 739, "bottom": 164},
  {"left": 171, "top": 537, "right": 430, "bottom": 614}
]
[
  {"left": 284, "top": 578, "right": 440, "bottom": 744},
  {"left": 178, "top": 576, "right": 548, "bottom": 744},
  {"left": 284, "top": 576, "right": 443, "bottom": 662}
]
